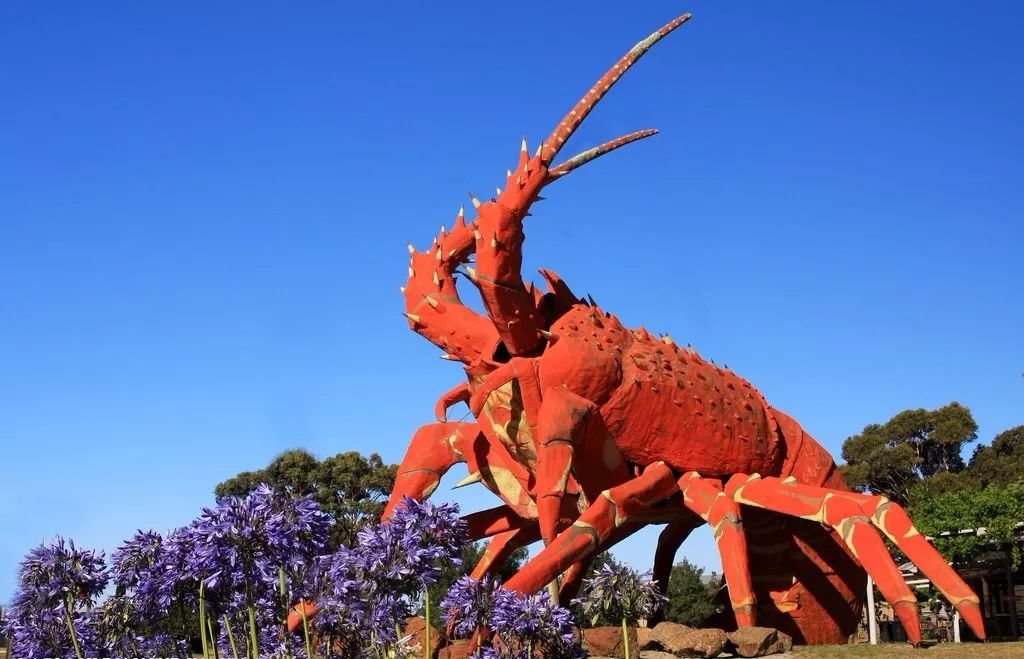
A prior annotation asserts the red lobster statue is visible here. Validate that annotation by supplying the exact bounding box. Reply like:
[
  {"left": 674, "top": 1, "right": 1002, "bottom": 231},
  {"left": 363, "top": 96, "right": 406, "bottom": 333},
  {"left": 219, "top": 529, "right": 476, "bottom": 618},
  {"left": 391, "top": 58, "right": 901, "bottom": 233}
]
[{"left": 298, "top": 11, "right": 985, "bottom": 646}]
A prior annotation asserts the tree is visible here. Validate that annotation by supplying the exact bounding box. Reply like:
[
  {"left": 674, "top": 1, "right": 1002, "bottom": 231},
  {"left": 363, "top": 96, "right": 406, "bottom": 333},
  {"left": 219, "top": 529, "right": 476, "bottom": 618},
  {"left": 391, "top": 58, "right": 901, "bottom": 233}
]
[
  {"left": 663, "top": 559, "right": 718, "bottom": 627},
  {"left": 840, "top": 402, "right": 978, "bottom": 505},
  {"left": 967, "top": 425, "right": 1024, "bottom": 488},
  {"left": 909, "top": 481, "right": 1024, "bottom": 568},
  {"left": 215, "top": 448, "right": 397, "bottom": 549}
]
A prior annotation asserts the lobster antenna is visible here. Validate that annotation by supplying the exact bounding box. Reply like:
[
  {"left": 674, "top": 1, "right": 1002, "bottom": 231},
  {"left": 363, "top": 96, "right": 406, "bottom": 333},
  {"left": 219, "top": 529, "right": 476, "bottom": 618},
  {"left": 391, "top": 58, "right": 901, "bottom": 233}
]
[
  {"left": 546, "top": 129, "right": 658, "bottom": 181},
  {"left": 539, "top": 12, "right": 692, "bottom": 165}
]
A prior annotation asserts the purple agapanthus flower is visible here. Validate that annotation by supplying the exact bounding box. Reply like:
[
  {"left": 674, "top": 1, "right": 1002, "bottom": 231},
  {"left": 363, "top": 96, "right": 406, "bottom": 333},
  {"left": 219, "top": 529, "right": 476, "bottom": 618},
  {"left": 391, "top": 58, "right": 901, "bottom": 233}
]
[
  {"left": 440, "top": 575, "right": 583, "bottom": 659},
  {"left": 107, "top": 485, "right": 329, "bottom": 655},
  {"left": 111, "top": 529, "right": 164, "bottom": 592},
  {"left": 358, "top": 497, "right": 466, "bottom": 590},
  {"left": 572, "top": 559, "right": 666, "bottom": 627},
  {"left": 469, "top": 646, "right": 502, "bottom": 659},
  {"left": 490, "top": 589, "right": 582, "bottom": 658},
  {"left": 299, "top": 546, "right": 366, "bottom": 657},
  {"left": 440, "top": 574, "right": 501, "bottom": 638},
  {"left": 92, "top": 594, "right": 187, "bottom": 658},
  {"left": 351, "top": 497, "right": 467, "bottom": 643},
  {"left": 3, "top": 537, "right": 109, "bottom": 658},
  {"left": 187, "top": 484, "right": 329, "bottom": 595}
]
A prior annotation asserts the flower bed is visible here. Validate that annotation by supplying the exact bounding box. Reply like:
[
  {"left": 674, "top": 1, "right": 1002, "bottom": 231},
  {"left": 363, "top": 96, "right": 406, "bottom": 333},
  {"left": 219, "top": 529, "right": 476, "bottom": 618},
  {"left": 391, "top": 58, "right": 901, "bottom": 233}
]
[{"left": 2, "top": 487, "right": 668, "bottom": 659}]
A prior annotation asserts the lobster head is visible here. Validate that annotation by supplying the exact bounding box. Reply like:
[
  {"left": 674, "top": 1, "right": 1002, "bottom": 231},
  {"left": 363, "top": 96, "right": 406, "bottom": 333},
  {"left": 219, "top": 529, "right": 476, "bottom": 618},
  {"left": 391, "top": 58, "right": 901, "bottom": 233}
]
[
  {"left": 476, "top": 12, "right": 695, "bottom": 254},
  {"left": 401, "top": 12, "right": 693, "bottom": 375}
]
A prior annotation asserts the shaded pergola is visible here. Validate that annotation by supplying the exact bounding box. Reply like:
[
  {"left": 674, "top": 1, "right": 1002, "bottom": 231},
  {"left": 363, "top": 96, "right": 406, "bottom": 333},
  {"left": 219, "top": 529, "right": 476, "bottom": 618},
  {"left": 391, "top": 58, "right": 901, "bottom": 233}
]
[{"left": 864, "top": 522, "right": 1024, "bottom": 643}]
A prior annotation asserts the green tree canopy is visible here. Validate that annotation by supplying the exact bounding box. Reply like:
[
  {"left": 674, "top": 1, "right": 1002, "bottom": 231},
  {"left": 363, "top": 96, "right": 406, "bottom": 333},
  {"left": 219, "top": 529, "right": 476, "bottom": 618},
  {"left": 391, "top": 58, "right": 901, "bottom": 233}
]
[
  {"left": 908, "top": 480, "right": 1024, "bottom": 568},
  {"left": 216, "top": 448, "right": 397, "bottom": 549},
  {"left": 840, "top": 402, "right": 978, "bottom": 505},
  {"left": 967, "top": 425, "right": 1024, "bottom": 488},
  {"left": 663, "top": 559, "right": 718, "bottom": 627}
]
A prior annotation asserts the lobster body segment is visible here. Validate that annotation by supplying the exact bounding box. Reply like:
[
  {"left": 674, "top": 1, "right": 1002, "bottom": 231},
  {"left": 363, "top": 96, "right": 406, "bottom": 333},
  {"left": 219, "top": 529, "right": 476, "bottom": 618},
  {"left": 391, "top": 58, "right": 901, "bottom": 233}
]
[{"left": 366, "top": 10, "right": 987, "bottom": 647}]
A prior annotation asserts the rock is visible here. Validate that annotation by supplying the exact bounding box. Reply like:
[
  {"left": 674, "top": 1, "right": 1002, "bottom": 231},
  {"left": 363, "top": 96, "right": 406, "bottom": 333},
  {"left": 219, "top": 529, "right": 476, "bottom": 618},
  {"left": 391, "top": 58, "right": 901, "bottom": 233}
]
[
  {"left": 437, "top": 640, "right": 472, "bottom": 659},
  {"left": 582, "top": 626, "right": 639, "bottom": 658},
  {"left": 405, "top": 616, "right": 446, "bottom": 659},
  {"left": 650, "top": 621, "right": 695, "bottom": 651},
  {"left": 726, "top": 627, "right": 793, "bottom": 657},
  {"left": 637, "top": 626, "right": 664, "bottom": 650},
  {"left": 669, "top": 628, "right": 728, "bottom": 658}
]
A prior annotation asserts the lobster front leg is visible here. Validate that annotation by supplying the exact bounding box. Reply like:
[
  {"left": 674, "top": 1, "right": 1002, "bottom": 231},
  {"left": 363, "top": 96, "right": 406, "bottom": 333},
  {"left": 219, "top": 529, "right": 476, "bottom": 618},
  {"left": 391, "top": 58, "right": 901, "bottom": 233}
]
[
  {"left": 504, "top": 462, "right": 679, "bottom": 594},
  {"left": 434, "top": 382, "right": 471, "bottom": 423},
  {"left": 383, "top": 421, "right": 479, "bottom": 520},
  {"left": 535, "top": 387, "right": 632, "bottom": 547}
]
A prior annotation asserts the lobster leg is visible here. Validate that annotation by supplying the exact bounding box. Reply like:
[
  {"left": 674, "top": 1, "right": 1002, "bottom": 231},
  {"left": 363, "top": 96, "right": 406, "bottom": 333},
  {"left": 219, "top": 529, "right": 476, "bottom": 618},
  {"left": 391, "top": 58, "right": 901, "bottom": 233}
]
[
  {"left": 558, "top": 519, "right": 653, "bottom": 602},
  {"left": 678, "top": 472, "right": 757, "bottom": 627},
  {"left": 729, "top": 475, "right": 986, "bottom": 644},
  {"left": 470, "top": 526, "right": 541, "bottom": 580},
  {"left": 504, "top": 462, "right": 679, "bottom": 594},
  {"left": 535, "top": 387, "right": 632, "bottom": 547},
  {"left": 434, "top": 382, "right": 471, "bottom": 422},
  {"left": 383, "top": 422, "right": 479, "bottom": 520},
  {"left": 647, "top": 516, "right": 702, "bottom": 625},
  {"left": 557, "top": 556, "right": 596, "bottom": 604}
]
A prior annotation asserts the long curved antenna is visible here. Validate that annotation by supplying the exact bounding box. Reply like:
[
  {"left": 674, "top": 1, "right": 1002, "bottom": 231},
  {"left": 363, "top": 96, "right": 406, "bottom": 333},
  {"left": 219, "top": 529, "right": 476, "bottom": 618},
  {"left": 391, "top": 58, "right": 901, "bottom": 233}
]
[
  {"left": 545, "top": 129, "right": 658, "bottom": 181},
  {"left": 539, "top": 12, "right": 692, "bottom": 165}
]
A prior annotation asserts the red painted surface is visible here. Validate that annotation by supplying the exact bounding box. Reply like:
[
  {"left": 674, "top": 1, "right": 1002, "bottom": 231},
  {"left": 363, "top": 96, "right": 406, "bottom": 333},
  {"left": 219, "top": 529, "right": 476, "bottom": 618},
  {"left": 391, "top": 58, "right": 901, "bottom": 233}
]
[{"left": 293, "top": 12, "right": 986, "bottom": 645}]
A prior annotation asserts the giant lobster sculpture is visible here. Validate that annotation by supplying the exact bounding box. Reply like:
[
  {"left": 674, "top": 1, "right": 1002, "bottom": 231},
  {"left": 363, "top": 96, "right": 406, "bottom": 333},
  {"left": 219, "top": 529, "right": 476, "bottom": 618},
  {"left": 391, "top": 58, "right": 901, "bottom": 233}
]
[{"left": 303, "top": 11, "right": 985, "bottom": 646}]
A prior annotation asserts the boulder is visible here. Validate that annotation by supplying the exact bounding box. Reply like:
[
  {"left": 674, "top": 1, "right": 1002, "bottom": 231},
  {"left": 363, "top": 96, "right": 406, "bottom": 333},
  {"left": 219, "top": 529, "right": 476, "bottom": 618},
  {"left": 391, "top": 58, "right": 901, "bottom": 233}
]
[
  {"left": 726, "top": 627, "right": 793, "bottom": 657},
  {"left": 637, "top": 626, "right": 664, "bottom": 650},
  {"left": 437, "top": 640, "right": 472, "bottom": 659},
  {"left": 639, "top": 652, "right": 679, "bottom": 659},
  {"left": 649, "top": 621, "right": 695, "bottom": 651},
  {"left": 405, "top": 616, "right": 446, "bottom": 659},
  {"left": 582, "top": 626, "right": 639, "bottom": 658},
  {"left": 665, "top": 627, "right": 728, "bottom": 658}
]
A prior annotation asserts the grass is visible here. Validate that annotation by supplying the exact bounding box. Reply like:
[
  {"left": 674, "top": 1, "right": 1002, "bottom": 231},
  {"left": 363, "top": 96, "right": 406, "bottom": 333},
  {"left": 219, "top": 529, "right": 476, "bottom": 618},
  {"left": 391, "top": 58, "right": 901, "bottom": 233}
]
[
  {"left": 793, "top": 641, "right": 1024, "bottom": 657},
  {"left": 1, "top": 641, "right": 1022, "bottom": 658}
]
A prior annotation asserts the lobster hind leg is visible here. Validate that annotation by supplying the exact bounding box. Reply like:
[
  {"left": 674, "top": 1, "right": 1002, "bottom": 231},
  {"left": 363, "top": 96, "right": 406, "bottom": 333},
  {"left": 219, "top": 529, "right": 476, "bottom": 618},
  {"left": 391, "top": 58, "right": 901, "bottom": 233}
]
[
  {"left": 647, "top": 516, "right": 702, "bottom": 626},
  {"left": 504, "top": 462, "right": 679, "bottom": 594},
  {"left": 730, "top": 475, "right": 986, "bottom": 644},
  {"left": 679, "top": 472, "right": 757, "bottom": 627}
]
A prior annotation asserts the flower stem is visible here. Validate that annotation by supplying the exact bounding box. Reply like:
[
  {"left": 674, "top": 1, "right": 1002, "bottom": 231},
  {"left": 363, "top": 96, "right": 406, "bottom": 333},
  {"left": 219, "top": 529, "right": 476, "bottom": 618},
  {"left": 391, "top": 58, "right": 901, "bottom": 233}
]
[
  {"left": 300, "top": 603, "right": 314, "bottom": 659},
  {"left": 424, "top": 591, "right": 431, "bottom": 659},
  {"left": 224, "top": 614, "right": 240, "bottom": 659},
  {"left": 621, "top": 616, "right": 630, "bottom": 659},
  {"left": 279, "top": 566, "right": 292, "bottom": 659},
  {"left": 199, "top": 581, "right": 210, "bottom": 659},
  {"left": 63, "top": 596, "right": 83, "bottom": 659},
  {"left": 247, "top": 603, "right": 260, "bottom": 659},
  {"left": 208, "top": 616, "right": 221, "bottom": 659}
]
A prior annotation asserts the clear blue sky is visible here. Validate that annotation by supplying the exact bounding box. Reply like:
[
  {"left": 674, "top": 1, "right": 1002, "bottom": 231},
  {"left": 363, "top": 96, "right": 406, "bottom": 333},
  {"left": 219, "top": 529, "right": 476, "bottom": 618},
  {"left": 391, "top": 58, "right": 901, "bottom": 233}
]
[{"left": 2, "top": 1, "right": 1022, "bottom": 602}]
